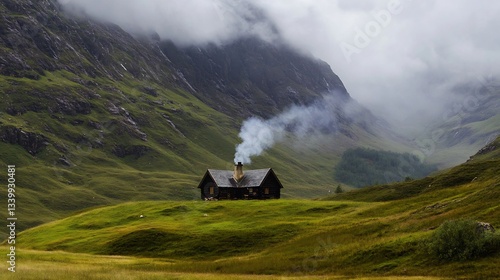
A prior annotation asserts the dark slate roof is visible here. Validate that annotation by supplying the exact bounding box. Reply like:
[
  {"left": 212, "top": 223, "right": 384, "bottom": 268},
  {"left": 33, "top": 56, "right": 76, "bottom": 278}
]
[{"left": 203, "top": 168, "right": 275, "bottom": 188}]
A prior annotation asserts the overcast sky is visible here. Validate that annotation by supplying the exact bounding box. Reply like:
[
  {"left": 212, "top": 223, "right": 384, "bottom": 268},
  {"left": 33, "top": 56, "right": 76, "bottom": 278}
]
[{"left": 61, "top": 0, "right": 500, "bottom": 129}]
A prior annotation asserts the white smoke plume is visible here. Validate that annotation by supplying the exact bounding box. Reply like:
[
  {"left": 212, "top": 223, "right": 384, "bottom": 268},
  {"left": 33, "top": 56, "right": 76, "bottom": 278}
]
[{"left": 234, "top": 93, "right": 340, "bottom": 164}]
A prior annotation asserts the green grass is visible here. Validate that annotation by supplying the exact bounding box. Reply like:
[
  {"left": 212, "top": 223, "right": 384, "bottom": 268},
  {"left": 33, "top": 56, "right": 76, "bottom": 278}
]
[
  {"left": 15, "top": 195, "right": 499, "bottom": 278},
  {"left": 0, "top": 247, "right": 450, "bottom": 279},
  {"left": 11, "top": 138, "right": 500, "bottom": 279}
]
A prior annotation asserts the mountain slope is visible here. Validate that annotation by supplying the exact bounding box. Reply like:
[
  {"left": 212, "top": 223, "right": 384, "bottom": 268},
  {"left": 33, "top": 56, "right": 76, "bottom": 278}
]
[
  {"left": 0, "top": 0, "right": 398, "bottom": 232},
  {"left": 159, "top": 38, "right": 348, "bottom": 118},
  {"left": 16, "top": 136, "right": 500, "bottom": 278}
]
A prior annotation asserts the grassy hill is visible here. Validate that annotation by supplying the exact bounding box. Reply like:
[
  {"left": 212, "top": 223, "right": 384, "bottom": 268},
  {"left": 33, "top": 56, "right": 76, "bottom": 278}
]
[{"left": 12, "top": 137, "right": 500, "bottom": 279}]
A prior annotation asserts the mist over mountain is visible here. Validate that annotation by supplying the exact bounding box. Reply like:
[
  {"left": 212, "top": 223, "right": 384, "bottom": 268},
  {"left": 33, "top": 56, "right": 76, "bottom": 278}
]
[{"left": 59, "top": 0, "right": 500, "bottom": 129}]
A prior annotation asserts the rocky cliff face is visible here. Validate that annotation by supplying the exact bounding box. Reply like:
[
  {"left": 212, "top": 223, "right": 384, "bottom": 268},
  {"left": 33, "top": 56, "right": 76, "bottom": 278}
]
[
  {"left": 1, "top": 0, "right": 180, "bottom": 148},
  {"left": 1, "top": 0, "right": 350, "bottom": 119},
  {"left": 0, "top": 0, "right": 176, "bottom": 82},
  {"left": 160, "top": 38, "right": 349, "bottom": 118}
]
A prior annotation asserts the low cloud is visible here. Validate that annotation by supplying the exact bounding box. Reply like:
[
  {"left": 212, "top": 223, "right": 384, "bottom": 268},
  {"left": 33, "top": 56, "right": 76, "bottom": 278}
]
[
  {"left": 256, "top": 0, "right": 500, "bottom": 128},
  {"left": 60, "top": 0, "right": 500, "bottom": 129},
  {"left": 61, "top": 0, "right": 279, "bottom": 46}
]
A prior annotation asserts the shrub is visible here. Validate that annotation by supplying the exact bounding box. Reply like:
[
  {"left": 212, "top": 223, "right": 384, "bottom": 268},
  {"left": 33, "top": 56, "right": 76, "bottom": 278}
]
[
  {"left": 335, "top": 184, "right": 344, "bottom": 194},
  {"left": 427, "top": 219, "right": 500, "bottom": 261}
]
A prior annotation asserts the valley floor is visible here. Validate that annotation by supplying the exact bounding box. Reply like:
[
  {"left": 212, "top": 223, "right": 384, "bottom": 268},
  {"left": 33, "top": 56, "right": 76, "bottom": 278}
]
[
  {"left": 8, "top": 198, "right": 500, "bottom": 279},
  {"left": 0, "top": 247, "right": 449, "bottom": 280}
]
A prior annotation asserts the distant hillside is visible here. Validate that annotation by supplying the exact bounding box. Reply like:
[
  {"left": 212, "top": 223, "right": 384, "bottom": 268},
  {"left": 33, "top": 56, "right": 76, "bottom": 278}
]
[
  {"left": 328, "top": 136, "right": 500, "bottom": 202},
  {"left": 413, "top": 80, "right": 500, "bottom": 168},
  {"left": 335, "top": 148, "right": 437, "bottom": 188}
]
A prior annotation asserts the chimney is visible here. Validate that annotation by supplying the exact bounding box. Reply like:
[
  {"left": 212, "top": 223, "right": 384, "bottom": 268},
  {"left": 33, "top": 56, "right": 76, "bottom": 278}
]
[{"left": 233, "top": 162, "right": 244, "bottom": 182}]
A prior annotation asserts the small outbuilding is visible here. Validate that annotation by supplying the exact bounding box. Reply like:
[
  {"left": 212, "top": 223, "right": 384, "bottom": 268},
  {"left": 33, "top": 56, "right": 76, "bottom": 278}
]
[{"left": 197, "top": 162, "right": 283, "bottom": 200}]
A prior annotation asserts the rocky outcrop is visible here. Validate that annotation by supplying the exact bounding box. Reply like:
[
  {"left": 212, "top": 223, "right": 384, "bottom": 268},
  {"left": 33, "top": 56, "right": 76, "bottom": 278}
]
[
  {"left": 475, "top": 141, "right": 497, "bottom": 156},
  {"left": 476, "top": 222, "right": 495, "bottom": 233},
  {"left": 105, "top": 104, "right": 148, "bottom": 141},
  {"left": 0, "top": 126, "right": 48, "bottom": 155},
  {"left": 52, "top": 97, "right": 92, "bottom": 115},
  {"left": 0, "top": 0, "right": 174, "bottom": 84},
  {"left": 142, "top": 86, "right": 158, "bottom": 97},
  {"left": 111, "top": 145, "right": 150, "bottom": 158}
]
